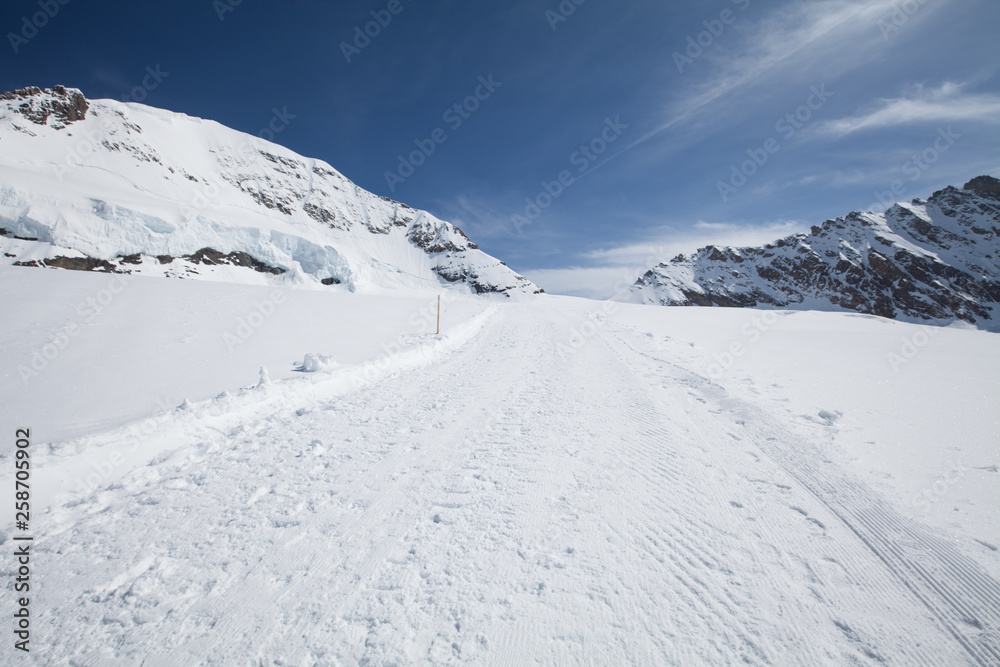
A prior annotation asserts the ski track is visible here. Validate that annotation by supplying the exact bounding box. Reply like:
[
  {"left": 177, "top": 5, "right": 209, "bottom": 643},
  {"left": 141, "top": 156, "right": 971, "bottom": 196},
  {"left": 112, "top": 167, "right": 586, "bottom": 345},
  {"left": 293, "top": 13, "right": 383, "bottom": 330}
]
[
  {"left": 609, "top": 322, "right": 1000, "bottom": 666},
  {"left": 3, "top": 301, "right": 998, "bottom": 665}
]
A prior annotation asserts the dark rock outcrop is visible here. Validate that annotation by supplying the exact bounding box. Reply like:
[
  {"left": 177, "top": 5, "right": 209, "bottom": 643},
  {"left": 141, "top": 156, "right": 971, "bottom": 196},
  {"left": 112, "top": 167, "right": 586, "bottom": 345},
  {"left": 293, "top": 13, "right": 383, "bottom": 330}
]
[
  {"left": 0, "top": 85, "right": 89, "bottom": 127},
  {"left": 10, "top": 248, "right": 285, "bottom": 276},
  {"left": 965, "top": 175, "right": 1000, "bottom": 200},
  {"left": 181, "top": 248, "right": 286, "bottom": 275},
  {"left": 15, "top": 256, "right": 117, "bottom": 272}
]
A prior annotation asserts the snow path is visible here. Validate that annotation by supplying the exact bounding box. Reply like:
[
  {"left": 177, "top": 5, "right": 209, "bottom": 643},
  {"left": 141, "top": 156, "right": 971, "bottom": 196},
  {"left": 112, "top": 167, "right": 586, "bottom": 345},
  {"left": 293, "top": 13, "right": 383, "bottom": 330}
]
[{"left": 5, "top": 301, "right": 999, "bottom": 665}]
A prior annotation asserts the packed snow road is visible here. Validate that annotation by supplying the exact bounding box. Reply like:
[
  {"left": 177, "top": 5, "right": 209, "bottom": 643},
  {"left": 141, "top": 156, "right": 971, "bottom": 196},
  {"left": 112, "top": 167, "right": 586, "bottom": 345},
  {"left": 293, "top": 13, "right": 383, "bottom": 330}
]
[{"left": 4, "top": 299, "right": 999, "bottom": 665}]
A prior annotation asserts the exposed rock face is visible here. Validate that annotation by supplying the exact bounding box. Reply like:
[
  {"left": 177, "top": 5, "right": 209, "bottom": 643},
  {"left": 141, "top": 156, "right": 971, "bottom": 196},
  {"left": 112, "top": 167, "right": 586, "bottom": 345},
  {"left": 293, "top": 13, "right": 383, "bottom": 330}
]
[
  {"left": 965, "top": 175, "right": 1000, "bottom": 200},
  {"left": 408, "top": 218, "right": 478, "bottom": 254},
  {"left": 182, "top": 247, "right": 285, "bottom": 275},
  {"left": 15, "top": 256, "right": 117, "bottom": 272},
  {"left": 628, "top": 176, "right": 1000, "bottom": 328},
  {"left": 0, "top": 85, "right": 89, "bottom": 127},
  {"left": 435, "top": 262, "right": 542, "bottom": 295},
  {"left": 13, "top": 248, "right": 285, "bottom": 276}
]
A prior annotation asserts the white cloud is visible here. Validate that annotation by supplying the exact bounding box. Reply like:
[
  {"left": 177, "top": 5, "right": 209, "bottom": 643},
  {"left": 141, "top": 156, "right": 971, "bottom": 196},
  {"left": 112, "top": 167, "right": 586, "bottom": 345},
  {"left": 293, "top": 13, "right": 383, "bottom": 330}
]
[
  {"left": 523, "top": 220, "right": 807, "bottom": 299},
  {"left": 582, "top": 220, "right": 805, "bottom": 264},
  {"left": 521, "top": 265, "right": 645, "bottom": 300},
  {"left": 813, "top": 82, "right": 1000, "bottom": 137}
]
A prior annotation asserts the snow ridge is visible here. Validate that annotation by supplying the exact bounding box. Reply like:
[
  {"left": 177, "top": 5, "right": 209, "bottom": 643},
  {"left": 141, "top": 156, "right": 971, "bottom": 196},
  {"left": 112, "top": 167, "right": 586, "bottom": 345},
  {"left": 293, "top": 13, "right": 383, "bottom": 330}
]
[{"left": 0, "top": 86, "right": 541, "bottom": 297}]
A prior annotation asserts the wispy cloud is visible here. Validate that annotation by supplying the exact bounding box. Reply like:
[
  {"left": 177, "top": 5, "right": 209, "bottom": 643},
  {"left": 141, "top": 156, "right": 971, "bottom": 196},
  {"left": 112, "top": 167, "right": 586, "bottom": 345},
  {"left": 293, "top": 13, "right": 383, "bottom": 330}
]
[
  {"left": 582, "top": 220, "right": 805, "bottom": 265},
  {"left": 625, "top": 0, "right": 931, "bottom": 152},
  {"left": 813, "top": 82, "right": 1000, "bottom": 137},
  {"left": 90, "top": 66, "right": 132, "bottom": 92},
  {"left": 439, "top": 194, "right": 508, "bottom": 238}
]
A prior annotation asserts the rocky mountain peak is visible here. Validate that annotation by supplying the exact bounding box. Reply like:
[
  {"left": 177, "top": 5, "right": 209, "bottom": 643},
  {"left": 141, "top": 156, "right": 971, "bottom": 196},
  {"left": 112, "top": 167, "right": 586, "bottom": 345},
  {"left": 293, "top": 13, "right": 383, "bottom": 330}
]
[
  {"left": 964, "top": 175, "right": 1000, "bottom": 200},
  {"left": 625, "top": 176, "right": 1000, "bottom": 329},
  {"left": 0, "top": 85, "right": 89, "bottom": 128}
]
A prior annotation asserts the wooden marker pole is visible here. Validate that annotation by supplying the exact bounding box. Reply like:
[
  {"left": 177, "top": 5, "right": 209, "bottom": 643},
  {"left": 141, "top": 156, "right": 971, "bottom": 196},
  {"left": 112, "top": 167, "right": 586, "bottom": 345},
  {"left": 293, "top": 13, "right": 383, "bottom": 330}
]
[{"left": 436, "top": 295, "right": 441, "bottom": 335}]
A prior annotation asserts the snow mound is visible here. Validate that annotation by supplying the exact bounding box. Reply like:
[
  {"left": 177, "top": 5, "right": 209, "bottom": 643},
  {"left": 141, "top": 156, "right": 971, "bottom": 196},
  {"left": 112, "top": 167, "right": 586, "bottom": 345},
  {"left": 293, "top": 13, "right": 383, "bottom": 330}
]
[{"left": 296, "top": 353, "right": 337, "bottom": 373}]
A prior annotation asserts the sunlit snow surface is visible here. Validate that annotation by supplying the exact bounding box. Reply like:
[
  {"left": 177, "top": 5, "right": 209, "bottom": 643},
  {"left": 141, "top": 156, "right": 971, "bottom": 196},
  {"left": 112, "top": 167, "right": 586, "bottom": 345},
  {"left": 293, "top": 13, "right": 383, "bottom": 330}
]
[{"left": 1, "top": 265, "right": 998, "bottom": 665}]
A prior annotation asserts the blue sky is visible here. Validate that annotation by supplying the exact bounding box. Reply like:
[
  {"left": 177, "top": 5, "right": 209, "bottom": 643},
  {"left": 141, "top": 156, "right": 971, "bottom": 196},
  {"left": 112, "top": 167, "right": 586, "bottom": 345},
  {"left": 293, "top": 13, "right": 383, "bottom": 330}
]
[{"left": 2, "top": 0, "right": 998, "bottom": 297}]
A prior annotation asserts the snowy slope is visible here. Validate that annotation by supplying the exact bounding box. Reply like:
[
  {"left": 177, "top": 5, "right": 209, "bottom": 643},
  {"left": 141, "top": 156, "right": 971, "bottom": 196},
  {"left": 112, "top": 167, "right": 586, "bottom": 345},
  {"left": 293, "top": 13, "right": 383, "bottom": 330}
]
[
  {"left": 0, "top": 86, "right": 541, "bottom": 296},
  {"left": 1, "top": 265, "right": 998, "bottom": 664},
  {"left": 0, "top": 265, "right": 494, "bottom": 445},
  {"left": 625, "top": 176, "right": 1000, "bottom": 328}
]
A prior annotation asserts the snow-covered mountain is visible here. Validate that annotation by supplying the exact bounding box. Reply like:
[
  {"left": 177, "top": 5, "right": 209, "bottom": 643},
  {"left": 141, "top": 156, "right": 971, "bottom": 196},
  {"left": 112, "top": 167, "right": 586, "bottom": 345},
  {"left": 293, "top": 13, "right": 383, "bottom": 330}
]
[
  {"left": 0, "top": 86, "right": 541, "bottom": 296},
  {"left": 626, "top": 176, "right": 1000, "bottom": 328}
]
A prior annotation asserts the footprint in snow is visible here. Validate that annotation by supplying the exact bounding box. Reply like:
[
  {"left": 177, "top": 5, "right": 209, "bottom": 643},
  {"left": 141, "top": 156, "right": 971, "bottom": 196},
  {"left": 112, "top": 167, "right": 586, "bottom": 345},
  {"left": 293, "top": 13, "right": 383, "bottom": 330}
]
[
  {"left": 791, "top": 505, "right": 827, "bottom": 531},
  {"left": 803, "top": 410, "right": 842, "bottom": 426}
]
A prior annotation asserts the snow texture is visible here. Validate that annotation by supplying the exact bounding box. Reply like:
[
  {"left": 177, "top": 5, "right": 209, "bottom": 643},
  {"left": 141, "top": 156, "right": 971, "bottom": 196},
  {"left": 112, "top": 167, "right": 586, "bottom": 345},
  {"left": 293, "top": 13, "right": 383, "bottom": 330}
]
[
  {"left": 1, "top": 265, "right": 998, "bottom": 665},
  {"left": 0, "top": 86, "right": 540, "bottom": 297}
]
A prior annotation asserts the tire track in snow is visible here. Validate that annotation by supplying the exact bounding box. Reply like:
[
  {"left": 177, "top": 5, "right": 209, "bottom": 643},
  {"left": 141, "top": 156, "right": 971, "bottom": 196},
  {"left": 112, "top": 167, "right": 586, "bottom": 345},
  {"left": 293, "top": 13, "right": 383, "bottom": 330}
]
[
  {"left": 608, "top": 322, "right": 999, "bottom": 665},
  {"left": 738, "top": 408, "right": 1000, "bottom": 666},
  {"left": 486, "top": 307, "right": 799, "bottom": 664},
  {"left": 595, "top": 332, "right": 814, "bottom": 664}
]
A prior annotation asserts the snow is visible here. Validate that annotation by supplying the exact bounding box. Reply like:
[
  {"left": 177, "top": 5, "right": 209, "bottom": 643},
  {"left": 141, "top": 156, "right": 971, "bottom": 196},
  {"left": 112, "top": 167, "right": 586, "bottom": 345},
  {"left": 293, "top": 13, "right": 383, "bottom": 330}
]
[
  {"left": 0, "top": 265, "right": 491, "bottom": 445},
  {"left": 1, "top": 264, "right": 998, "bottom": 664},
  {"left": 296, "top": 354, "right": 338, "bottom": 373},
  {"left": 0, "top": 88, "right": 539, "bottom": 297}
]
